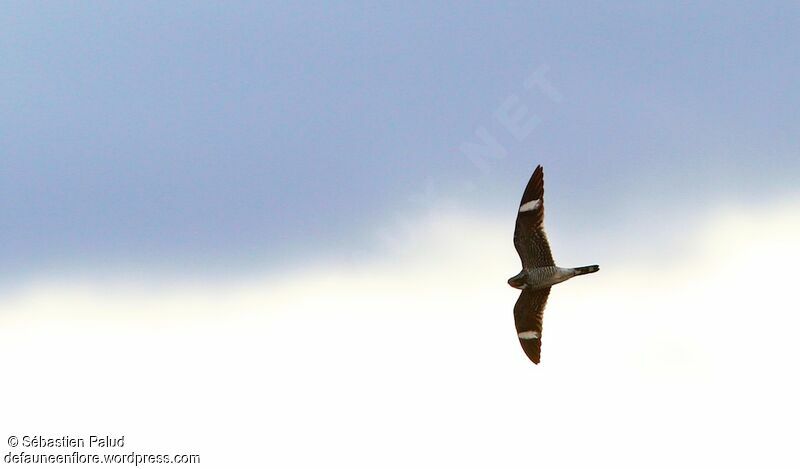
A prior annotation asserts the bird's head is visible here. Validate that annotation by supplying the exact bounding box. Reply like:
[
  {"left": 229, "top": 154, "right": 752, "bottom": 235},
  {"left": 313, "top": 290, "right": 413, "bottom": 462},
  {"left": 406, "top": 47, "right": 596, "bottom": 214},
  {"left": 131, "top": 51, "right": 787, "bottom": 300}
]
[{"left": 507, "top": 271, "right": 527, "bottom": 289}]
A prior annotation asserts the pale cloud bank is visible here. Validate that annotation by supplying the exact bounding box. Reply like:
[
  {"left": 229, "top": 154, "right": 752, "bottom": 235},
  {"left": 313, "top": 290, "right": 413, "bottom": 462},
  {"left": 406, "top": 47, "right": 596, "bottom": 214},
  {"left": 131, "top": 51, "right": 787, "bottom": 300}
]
[{"left": 1, "top": 199, "right": 799, "bottom": 468}]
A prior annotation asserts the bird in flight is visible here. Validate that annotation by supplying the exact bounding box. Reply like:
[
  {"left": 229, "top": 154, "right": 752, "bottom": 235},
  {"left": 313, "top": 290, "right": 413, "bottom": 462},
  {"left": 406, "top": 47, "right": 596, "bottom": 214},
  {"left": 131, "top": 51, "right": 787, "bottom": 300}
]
[{"left": 508, "top": 165, "right": 599, "bottom": 364}]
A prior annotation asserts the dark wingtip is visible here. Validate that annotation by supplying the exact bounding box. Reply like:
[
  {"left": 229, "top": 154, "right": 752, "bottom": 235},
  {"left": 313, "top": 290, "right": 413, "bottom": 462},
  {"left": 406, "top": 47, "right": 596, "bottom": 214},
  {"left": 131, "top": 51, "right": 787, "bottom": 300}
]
[
  {"left": 520, "top": 340, "right": 542, "bottom": 365},
  {"left": 519, "top": 164, "right": 546, "bottom": 208}
]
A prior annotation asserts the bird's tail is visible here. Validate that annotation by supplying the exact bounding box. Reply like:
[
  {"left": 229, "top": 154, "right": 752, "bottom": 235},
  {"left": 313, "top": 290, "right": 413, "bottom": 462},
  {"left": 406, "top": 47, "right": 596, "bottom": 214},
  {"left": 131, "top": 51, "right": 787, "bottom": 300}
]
[{"left": 573, "top": 265, "right": 599, "bottom": 276}]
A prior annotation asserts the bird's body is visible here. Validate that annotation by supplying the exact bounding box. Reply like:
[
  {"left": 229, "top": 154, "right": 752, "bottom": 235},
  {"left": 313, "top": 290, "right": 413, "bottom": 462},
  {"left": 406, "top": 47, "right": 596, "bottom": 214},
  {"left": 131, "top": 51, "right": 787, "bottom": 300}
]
[
  {"left": 509, "top": 265, "right": 598, "bottom": 290},
  {"left": 509, "top": 165, "right": 599, "bottom": 364}
]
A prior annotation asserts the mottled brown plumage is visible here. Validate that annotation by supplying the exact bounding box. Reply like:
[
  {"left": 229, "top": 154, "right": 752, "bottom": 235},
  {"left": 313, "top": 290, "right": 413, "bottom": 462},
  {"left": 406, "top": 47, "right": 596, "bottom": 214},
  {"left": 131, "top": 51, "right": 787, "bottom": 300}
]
[
  {"left": 513, "top": 287, "right": 550, "bottom": 364},
  {"left": 513, "top": 165, "right": 554, "bottom": 268},
  {"left": 509, "top": 165, "right": 599, "bottom": 365}
]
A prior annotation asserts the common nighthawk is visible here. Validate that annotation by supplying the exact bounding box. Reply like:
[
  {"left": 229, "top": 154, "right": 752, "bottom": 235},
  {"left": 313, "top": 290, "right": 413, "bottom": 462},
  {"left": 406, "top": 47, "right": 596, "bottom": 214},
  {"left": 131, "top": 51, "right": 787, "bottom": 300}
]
[{"left": 508, "top": 165, "right": 599, "bottom": 364}]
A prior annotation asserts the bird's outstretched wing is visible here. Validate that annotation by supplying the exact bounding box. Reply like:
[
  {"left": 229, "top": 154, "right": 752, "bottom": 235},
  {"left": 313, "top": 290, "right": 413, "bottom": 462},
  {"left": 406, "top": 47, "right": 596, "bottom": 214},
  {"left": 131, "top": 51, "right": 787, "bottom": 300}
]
[
  {"left": 513, "top": 165, "right": 555, "bottom": 268},
  {"left": 514, "top": 287, "right": 551, "bottom": 364}
]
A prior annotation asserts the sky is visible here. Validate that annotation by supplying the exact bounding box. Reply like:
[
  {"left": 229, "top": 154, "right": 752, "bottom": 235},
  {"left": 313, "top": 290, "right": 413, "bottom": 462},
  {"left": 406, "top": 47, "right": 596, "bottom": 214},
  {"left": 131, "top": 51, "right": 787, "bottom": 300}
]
[{"left": 2, "top": 2, "right": 799, "bottom": 468}]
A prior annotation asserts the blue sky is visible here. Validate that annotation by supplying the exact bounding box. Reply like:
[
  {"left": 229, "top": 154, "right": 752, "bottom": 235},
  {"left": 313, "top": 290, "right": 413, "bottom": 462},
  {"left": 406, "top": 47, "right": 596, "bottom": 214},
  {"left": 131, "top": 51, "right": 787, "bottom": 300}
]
[
  {"left": 3, "top": 4, "right": 800, "bottom": 467},
  {"left": 2, "top": 1, "right": 799, "bottom": 280}
]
